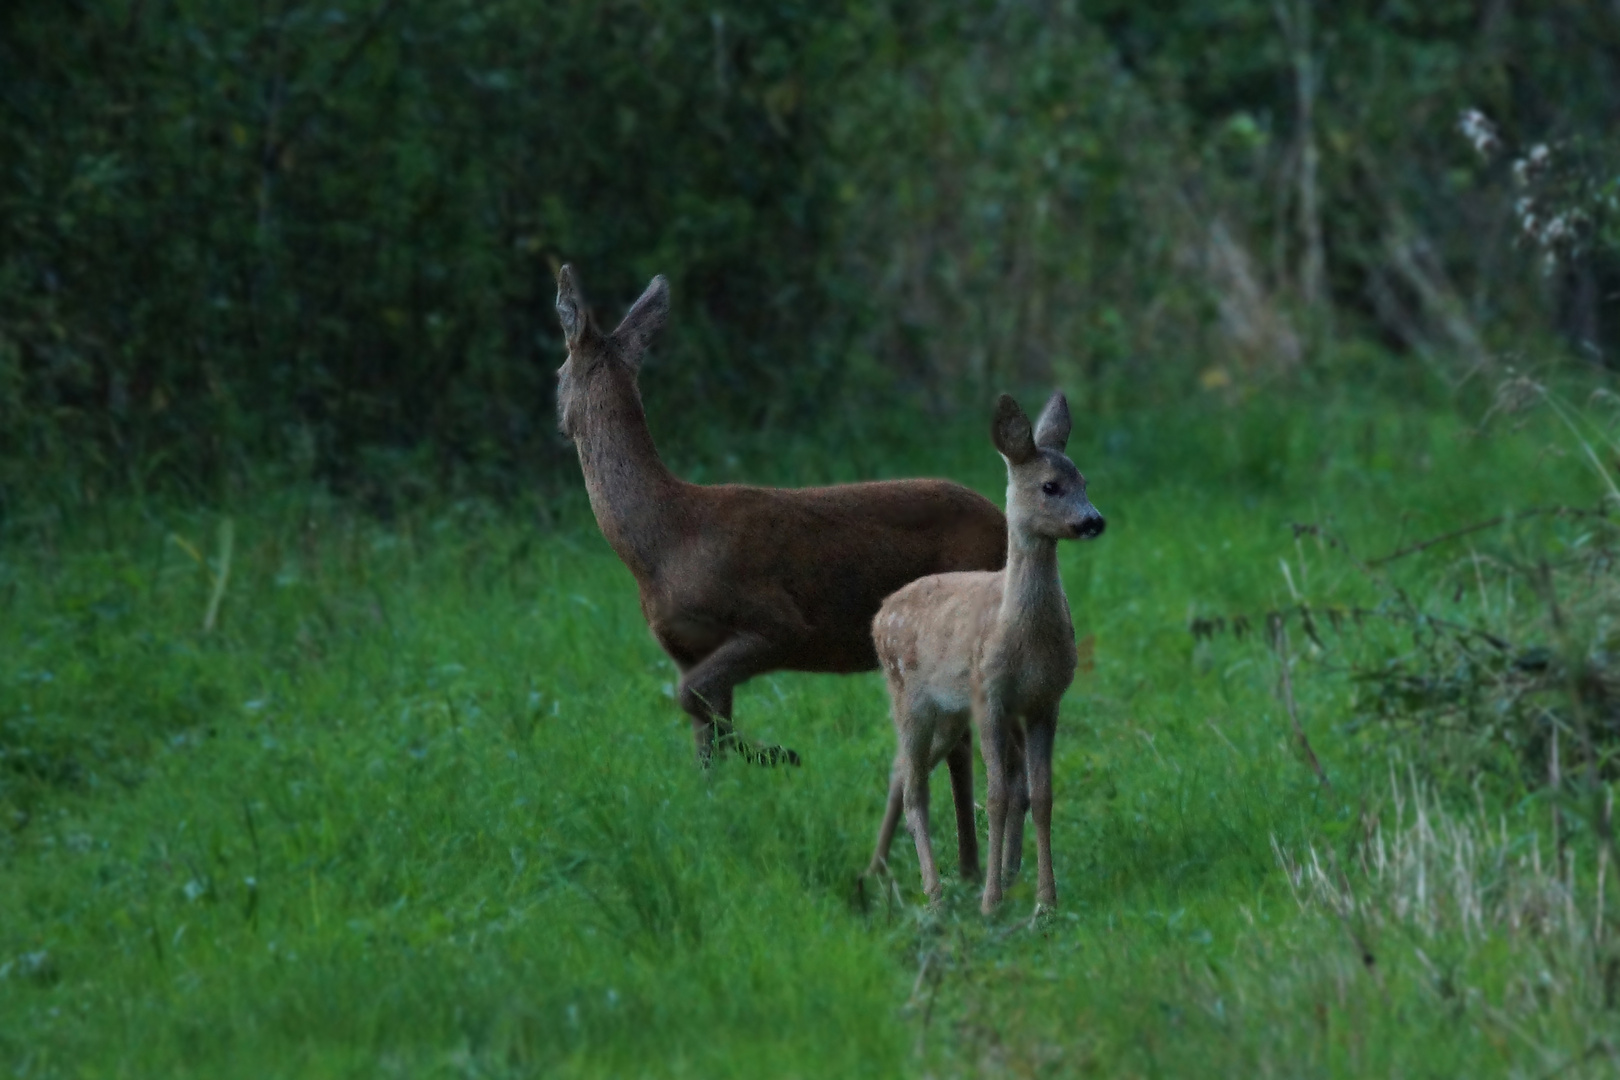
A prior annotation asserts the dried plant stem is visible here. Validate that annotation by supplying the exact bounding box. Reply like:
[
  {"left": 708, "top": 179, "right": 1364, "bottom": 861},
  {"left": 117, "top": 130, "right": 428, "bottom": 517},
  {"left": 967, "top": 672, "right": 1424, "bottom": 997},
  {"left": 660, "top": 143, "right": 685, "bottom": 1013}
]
[
  {"left": 1273, "top": 0, "right": 1325, "bottom": 315},
  {"left": 1550, "top": 722, "right": 1565, "bottom": 877},
  {"left": 202, "top": 517, "right": 234, "bottom": 635},
  {"left": 1595, "top": 846, "right": 1606, "bottom": 945}
]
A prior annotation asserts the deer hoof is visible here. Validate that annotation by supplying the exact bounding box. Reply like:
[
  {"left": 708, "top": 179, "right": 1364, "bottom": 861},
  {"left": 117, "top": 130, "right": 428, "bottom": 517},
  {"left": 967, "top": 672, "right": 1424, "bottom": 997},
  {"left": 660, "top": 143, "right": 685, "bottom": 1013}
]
[{"left": 753, "top": 744, "right": 800, "bottom": 767}]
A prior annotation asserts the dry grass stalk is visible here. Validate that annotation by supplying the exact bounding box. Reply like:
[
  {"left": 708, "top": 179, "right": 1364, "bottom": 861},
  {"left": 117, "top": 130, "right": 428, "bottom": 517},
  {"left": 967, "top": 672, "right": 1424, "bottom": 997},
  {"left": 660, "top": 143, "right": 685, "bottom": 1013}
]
[{"left": 1274, "top": 769, "right": 1588, "bottom": 946}]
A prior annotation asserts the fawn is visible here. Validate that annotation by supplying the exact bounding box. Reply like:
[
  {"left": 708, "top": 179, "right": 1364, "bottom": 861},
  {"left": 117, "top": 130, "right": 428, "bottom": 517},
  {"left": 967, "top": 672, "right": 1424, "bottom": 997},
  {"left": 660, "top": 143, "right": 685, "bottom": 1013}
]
[
  {"left": 554, "top": 265, "right": 1007, "bottom": 775},
  {"left": 867, "top": 391, "right": 1104, "bottom": 913}
]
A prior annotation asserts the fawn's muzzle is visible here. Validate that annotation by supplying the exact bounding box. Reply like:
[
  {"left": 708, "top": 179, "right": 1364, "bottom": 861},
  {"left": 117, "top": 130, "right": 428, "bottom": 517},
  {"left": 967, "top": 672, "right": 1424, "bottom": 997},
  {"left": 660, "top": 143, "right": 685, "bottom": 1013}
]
[{"left": 1074, "top": 514, "right": 1106, "bottom": 539}]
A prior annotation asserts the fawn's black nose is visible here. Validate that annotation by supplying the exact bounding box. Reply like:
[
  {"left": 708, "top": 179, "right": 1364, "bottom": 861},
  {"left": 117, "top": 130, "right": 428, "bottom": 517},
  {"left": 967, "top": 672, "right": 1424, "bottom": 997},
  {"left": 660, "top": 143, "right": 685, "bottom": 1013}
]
[{"left": 1074, "top": 515, "right": 1106, "bottom": 539}]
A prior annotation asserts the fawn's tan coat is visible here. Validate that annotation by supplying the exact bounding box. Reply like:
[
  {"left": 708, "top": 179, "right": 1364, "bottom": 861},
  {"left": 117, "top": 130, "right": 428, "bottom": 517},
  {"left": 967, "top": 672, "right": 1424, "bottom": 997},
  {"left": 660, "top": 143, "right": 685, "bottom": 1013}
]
[{"left": 868, "top": 392, "right": 1104, "bottom": 913}]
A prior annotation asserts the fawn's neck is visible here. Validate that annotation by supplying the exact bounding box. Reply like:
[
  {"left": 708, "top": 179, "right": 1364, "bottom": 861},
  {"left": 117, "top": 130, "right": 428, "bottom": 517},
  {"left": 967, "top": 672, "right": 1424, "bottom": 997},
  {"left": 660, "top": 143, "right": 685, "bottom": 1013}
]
[
  {"left": 573, "top": 368, "right": 683, "bottom": 578},
  {"left": 1000, "top": 528, "right": 1069, "bottom": 631}
]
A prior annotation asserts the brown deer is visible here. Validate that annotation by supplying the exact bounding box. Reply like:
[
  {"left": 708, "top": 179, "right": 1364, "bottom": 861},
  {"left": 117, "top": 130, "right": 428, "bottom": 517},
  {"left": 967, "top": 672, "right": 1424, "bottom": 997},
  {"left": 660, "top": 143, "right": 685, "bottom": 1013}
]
[
  {"left": 867, "top": 391, "right": 1104, "bottom": 914},
  {"left": 553, "top": 264, "right": 1007, "bottom": 774}
]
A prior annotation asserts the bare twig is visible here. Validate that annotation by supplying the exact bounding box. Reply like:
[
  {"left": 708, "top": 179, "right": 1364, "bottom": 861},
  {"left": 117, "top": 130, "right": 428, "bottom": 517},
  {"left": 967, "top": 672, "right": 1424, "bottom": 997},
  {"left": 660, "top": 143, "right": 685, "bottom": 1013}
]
[
  {"left": 1366, "top": 505, "right": 1609, "bottom": 567},
  {"left": 1192, "top": 602, "right": 1514, "bottom": 653}
]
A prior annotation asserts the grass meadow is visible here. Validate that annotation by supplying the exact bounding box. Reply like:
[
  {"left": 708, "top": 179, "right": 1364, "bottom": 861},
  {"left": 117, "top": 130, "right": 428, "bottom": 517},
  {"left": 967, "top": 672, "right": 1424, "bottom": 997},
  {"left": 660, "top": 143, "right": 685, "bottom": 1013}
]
[{"left": 2, "top": 386, "right": 1616, "bottom": 1077}]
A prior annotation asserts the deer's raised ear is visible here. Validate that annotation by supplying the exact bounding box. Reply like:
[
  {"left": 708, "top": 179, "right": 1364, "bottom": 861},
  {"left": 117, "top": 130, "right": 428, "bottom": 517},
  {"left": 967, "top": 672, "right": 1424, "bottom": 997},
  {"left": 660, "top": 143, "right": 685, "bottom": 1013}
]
[
  {"left": 610, "top": 275, "right": 670, "bottom": 366},
  {"left": 556, "top": 264, "right": 589, "bottom": 347},
  {"left": 991, "top": 394, "right": 1037, "bottom": 465},
  {"left": 1033, "top": 391, "right": 1071, "bottom": 451}
]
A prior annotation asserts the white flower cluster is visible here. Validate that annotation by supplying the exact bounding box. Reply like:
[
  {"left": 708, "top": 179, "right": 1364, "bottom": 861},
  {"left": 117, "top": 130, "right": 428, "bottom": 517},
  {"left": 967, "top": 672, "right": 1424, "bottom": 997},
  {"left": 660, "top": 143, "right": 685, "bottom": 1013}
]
[
  {"left": 1460, "top": 108, "right": 1586, "bottom": 273},
  {"left": 1511, "top": 143, "right": 1550, "bottom": 187},
  {"left": 1457, "top": 109, "right": 1499, "bottom": 157}
]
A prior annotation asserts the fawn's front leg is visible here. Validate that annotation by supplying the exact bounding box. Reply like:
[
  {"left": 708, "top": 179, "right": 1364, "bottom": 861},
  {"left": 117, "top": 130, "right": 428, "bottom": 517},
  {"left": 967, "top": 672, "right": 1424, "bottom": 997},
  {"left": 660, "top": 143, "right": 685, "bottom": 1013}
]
[
  {"left": 978, "top": 708, "right": 1013, "bottom": 914},
  {"left": 1026, "top": 706, "right": 1058, "bottom": 908},
  {"left": 1001, "top": 724, "right": 1030, "bottom": 881}
]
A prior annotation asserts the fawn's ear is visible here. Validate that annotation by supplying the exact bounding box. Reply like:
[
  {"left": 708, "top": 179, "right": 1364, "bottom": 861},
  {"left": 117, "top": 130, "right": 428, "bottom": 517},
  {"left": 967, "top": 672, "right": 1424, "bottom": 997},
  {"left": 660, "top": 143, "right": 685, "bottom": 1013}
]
[
  {"left": 610, "top": 275, "right": 669, "bottom": 367},
  {"left": 556, "top": 264, "right": 590, "bottom": 347},
  {"left": 1033, "top": 391, "right": 1071, "bottom": 452},
  {"left": 992, "top": 394, "right": 1037, "bottom": 465}
]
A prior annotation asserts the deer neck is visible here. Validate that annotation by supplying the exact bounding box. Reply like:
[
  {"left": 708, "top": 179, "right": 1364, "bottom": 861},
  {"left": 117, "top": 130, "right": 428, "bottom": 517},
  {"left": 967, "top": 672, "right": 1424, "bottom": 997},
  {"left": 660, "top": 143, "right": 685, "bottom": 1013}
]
[
  {"left": 1000, "top": 527, "right": 1068, "bottom": 630},
  {"left": 572, "top": 367, "right": 684, "bottom": 578}
]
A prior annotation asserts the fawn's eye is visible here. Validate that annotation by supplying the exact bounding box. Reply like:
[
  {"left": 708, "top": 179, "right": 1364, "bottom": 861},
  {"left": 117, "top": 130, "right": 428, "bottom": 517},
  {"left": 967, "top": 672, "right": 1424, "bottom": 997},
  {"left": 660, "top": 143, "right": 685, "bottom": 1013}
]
[{"left": 1041, "top": 481, "right": 1062, "bottom": 497}]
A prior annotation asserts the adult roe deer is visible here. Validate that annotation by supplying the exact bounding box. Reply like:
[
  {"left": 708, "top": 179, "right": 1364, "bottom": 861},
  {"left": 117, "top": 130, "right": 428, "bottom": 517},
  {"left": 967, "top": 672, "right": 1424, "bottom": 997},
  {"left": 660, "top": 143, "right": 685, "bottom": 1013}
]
[
  {"left": 867, "top": 391, "right": 1104, "bottom": 913},
  {"left": 554, "top": 264, "right": 1008, "bottom": 769}
]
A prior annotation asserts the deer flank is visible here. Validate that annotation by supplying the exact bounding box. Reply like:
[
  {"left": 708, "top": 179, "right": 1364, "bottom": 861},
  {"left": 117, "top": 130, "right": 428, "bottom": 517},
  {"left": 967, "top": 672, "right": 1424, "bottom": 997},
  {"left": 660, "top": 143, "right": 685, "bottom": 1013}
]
[{"left": 554, "top": 264, "right": 1008, "bottom": 772}]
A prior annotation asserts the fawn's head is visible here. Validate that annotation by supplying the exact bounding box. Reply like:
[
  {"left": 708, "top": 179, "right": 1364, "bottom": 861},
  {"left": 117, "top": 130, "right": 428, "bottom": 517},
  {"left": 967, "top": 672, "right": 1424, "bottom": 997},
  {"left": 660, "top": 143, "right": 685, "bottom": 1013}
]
[
  {"left": 992, "top": 392, "right": 1105, "bottom": 543},
  {"left": 555, "top": 264, "right": 669, "bottom": 440}
]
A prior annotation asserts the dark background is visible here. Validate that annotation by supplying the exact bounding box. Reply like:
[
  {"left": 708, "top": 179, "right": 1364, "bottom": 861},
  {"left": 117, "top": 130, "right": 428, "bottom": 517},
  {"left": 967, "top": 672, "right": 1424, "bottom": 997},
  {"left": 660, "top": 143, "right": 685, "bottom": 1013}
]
[{"left": 3, "top": 0, "right": 1616, "bottom": 506}]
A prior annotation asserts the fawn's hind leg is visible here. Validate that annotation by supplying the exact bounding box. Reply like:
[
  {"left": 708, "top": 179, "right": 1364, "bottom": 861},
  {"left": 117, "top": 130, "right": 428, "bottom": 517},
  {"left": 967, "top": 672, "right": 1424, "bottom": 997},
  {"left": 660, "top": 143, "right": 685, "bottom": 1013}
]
[
  {"left": 946, "top": 733, "right": 980, "bottom": 883},
  {"left": 867, "top": 762, "right": 905, "bottom": 876},
  {"left": 901, "top": 750, "right": 943, "bottom": 902}
]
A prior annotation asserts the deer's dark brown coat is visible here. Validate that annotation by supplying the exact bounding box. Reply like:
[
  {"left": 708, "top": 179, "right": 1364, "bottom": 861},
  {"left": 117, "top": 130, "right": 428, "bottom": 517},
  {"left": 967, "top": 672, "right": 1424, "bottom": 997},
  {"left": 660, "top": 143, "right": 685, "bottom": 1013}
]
[{"left": 554, "top": 265, "right": 1007, "bottom": 764}]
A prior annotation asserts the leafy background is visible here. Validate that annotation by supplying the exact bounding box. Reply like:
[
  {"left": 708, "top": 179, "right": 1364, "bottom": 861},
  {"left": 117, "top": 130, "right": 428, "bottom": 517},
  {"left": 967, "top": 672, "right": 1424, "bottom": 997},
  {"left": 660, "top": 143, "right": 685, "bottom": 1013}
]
[{"left": 4, "top": 0, "right": 1616, "bottom": 505}]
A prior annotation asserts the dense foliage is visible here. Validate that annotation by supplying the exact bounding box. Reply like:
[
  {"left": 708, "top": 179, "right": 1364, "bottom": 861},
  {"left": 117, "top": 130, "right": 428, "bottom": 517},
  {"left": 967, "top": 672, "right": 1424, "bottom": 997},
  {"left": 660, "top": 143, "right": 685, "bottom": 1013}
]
[{"left": 2, "top": 1, "right": 1617, "bottom": 497}]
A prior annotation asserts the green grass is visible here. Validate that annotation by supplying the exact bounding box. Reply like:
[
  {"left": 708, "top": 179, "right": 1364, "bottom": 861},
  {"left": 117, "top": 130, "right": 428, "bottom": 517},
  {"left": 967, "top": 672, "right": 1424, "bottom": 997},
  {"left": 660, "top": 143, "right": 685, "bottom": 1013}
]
[{"left": 1, "top": 388, "right": 1614, "bottom": 1077}]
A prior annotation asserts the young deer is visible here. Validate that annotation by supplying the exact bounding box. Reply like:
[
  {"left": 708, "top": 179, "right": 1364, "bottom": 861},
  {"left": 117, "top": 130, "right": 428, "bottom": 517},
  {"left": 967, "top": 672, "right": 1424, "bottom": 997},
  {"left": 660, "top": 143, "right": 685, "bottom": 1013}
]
[
  {"left": 868, "top": 392, "right": 1104, "bottom": 913},
  {"left": 554, "top": 265, "right": 1008, "bottom": 773}
]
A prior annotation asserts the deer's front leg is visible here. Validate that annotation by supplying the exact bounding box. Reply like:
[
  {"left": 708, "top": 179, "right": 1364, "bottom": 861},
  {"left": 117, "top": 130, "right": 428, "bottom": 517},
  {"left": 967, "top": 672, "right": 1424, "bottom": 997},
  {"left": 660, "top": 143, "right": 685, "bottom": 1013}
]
[
  {"left": 1026, "top": 706, "right": 1058, "bottom": 908},
  {"left": 675, "top": 633, "right": 795, "bottom": 766},
  {"left": 945, "top": 732, "right": 981, "bottom": 883},
  {"left": 1001, "top": 724, "right": 1030, "bottom": 882},
  {"left": 679, "top": 677, "right": 733, "bottom": 766}
]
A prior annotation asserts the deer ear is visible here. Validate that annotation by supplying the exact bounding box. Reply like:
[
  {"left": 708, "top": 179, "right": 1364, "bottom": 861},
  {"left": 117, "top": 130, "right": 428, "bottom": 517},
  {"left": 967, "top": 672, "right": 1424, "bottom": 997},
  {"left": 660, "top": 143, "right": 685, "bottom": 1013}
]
[
  {"left": 991, "top": 394, "right": 1037, "bottom": 465},
  {"left": 1033, "top": 391, "right": 1070, "bottom": 451},
  {"left": 610, "top": 275, "right": 669, "bottom": 366},
  {"left": 556, "top": 264, "right": 588, "bottom": 346}
]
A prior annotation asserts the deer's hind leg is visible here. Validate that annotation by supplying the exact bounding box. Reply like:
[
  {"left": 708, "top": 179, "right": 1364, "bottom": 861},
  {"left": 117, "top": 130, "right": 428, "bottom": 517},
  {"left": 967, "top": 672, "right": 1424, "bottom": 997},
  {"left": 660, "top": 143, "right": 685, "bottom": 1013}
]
[{"left": 945, "top": 732, "right": 981, "bottom": 883}]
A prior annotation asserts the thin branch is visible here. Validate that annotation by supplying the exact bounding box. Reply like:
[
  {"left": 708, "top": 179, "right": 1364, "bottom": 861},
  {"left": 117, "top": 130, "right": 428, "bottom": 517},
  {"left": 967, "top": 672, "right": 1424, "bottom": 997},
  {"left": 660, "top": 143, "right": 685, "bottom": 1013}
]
[{"left": 1366, "top": 505, "right": 1610, "bottom": 567}]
